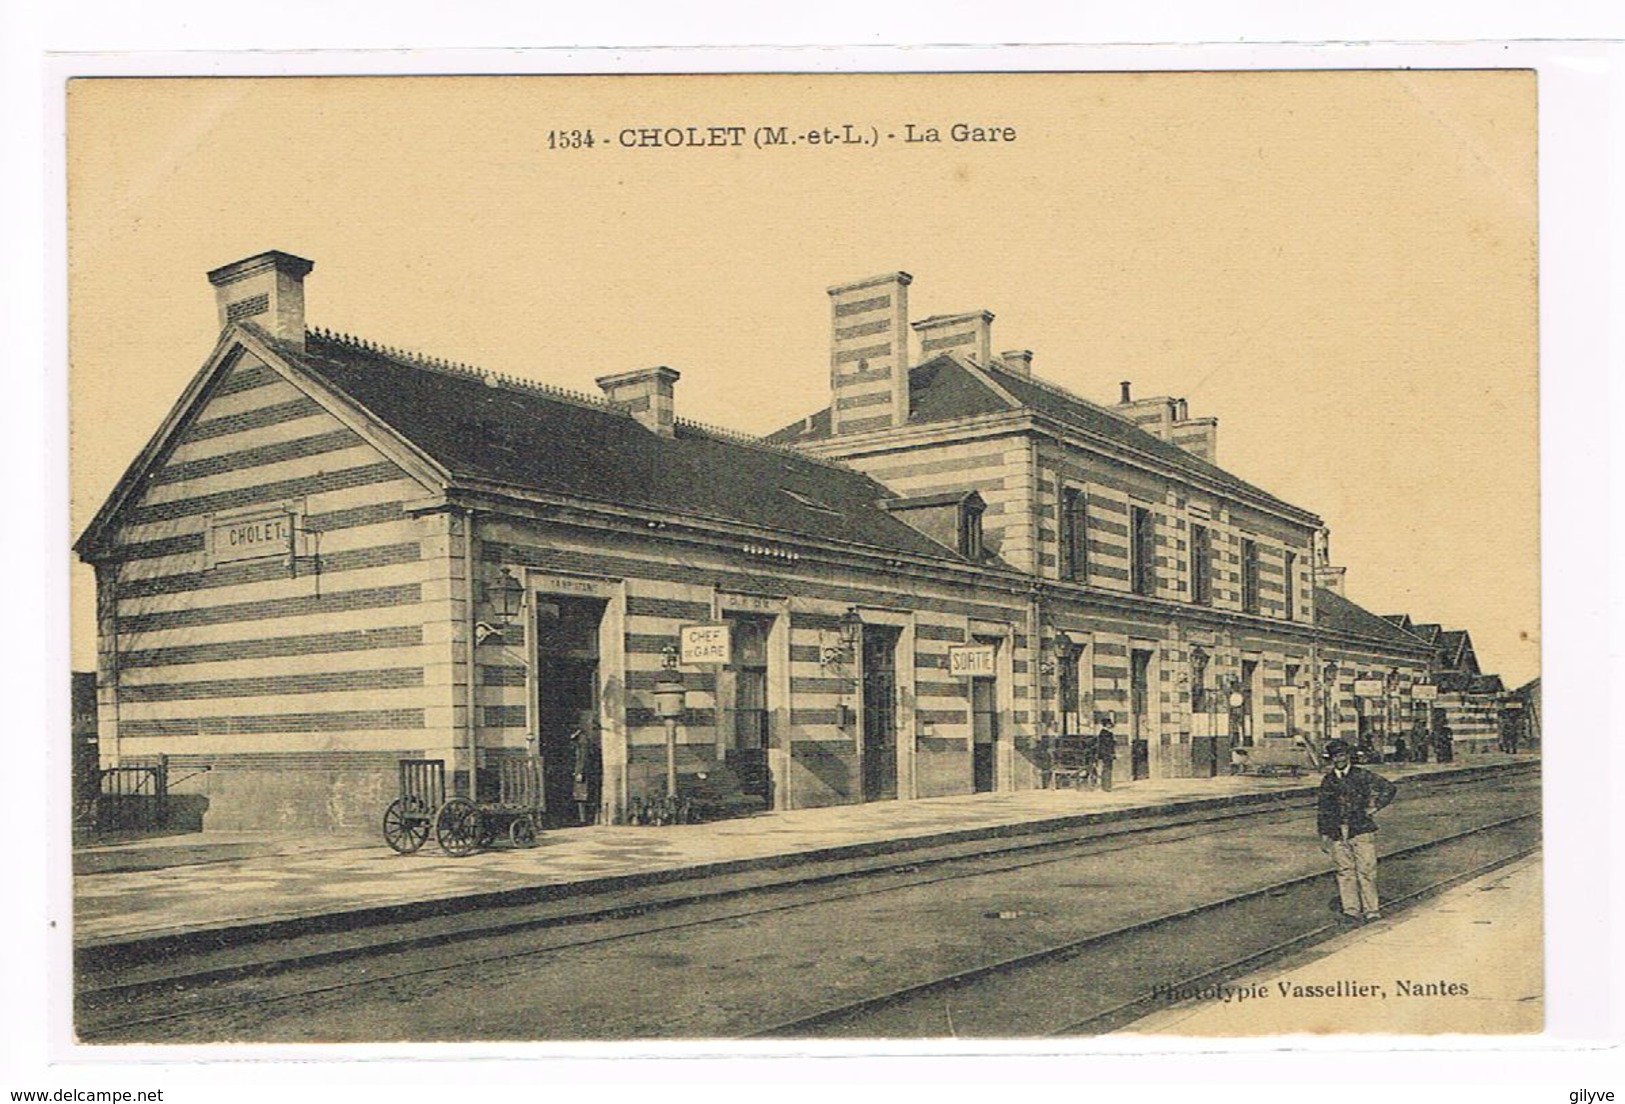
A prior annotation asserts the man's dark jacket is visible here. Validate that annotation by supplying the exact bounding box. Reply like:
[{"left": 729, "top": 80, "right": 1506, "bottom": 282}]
[{"left": 1316, "top": 765, "right": 1398, "bottom": 839}]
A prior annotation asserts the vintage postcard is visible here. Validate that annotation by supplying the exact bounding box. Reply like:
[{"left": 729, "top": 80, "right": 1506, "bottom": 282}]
[{"left": 64, "top": 67, "right": 1543, "bottom": 1048}]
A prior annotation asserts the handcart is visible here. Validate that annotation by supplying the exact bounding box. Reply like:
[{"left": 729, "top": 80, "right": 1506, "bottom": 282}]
[
  {"left": 1044, "top": 734, "right": 1096, "bottom": 789},
  {"left": 432, "top": 756, "right": 545, "bottom": 856},
  {"left": 381, "top": 756, "right": 545, "bottom": 856},
  {"left": 1230, "top": 736, "right": 1322, "bottom": 777},
  {"left": 381, "top": 758, "right": 446, "bottom": 854}
]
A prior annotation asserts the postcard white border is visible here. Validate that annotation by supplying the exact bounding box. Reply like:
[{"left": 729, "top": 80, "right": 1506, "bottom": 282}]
[{"left": 11, "top": 22, "right": 1622, "bottom": 1098}]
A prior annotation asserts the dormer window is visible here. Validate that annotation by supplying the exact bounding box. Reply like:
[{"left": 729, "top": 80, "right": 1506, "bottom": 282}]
[{"left": 881, "top": 489, "right": 987, "bottom": 562}]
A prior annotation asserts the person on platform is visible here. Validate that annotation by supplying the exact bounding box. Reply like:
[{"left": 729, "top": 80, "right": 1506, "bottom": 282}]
[
  {"left": 1095, "top": 715, "right": 1117, "bottom": 792},
  {"left": 1433, "top": 714, "right": 1454, "bottom": 763},
  {"left": 570, "top": 717, "right": 601, "bottom": 825},
  {"left": 1317, "top": 738, "right": 1398, "bottom": 923}
]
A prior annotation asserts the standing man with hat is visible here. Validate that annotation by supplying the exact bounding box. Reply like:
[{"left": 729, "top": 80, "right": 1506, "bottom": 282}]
[
  {"left": 1317, "top": 738, "right": 1398, "bottom": 923},
  {"left": 1095, "top": 714, "right": 1117, "bottom": 792}
]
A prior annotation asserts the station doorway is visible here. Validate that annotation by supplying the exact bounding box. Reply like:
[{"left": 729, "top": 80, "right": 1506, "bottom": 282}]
[
  {"left": 860, "top": 625, "right": 900, "bottom": 802},
  {"left": 533, "top": 596, "right": 604, "bottom": 826},
  {"left": 1130, "top": 647, "right": 1153, "bottom": 780},
  {"left": 971, "top": 674, "right": 999, "bottom": 792},
  {"left": 1238, "top": 658, "right": 1260, "bottom": 746},
  {"left": 724, "top": 614, "right": 775, "bottom": 808}
]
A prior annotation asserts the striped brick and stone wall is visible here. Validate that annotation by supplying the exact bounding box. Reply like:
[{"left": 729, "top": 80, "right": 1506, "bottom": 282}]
[
  {"left": 90, "top": 352, "right": 456, "bottom": 830},
  {"left": 1035, "top": 442, "right": 1316, "bottom": 626},
  {"left": 1033, "top": 599, "right": 1431, "bottom": 781},
  {"left": 1319, "top": 642, "right": 1429, "bottom": 751},
  {"left": 1435, "top": 691, "right": 1506, "bottom": 755},
  {"left": 477, "top": 510, "right": 1038, "bottom": 818}
]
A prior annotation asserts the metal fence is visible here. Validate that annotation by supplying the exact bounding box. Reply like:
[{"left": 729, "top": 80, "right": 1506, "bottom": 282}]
[{"left": 97, "top": 759, "right": 168, "bottom": 832}]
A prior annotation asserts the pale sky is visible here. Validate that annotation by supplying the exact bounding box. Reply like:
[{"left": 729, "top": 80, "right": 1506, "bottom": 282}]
[{"left": 67, "top": 72, "right": 1539, "bottom": 686}]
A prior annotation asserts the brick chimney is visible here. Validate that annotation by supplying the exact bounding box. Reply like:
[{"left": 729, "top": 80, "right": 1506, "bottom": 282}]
[
  {"left": 597, "top": 366, "right": 679, "bottom": 436},
  {"left": 999, "top": 349, "right": 1033, "bottom": 376},
  {"left": 207, "top": 250, "right": 314, "bottom": 352},
  {"left": 913, "top": 310, "right": 993, "bottom": 367},
  {"left": 829, "top": 272, "right": 912, "bottom": 435}
]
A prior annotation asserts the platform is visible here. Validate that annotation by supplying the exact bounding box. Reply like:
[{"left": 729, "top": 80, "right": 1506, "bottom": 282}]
[{"left": 71, "top": 754, "right": 1535, "bottom": 952}]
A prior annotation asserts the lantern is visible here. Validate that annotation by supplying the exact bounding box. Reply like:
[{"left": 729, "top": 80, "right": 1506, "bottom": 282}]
[
  {"left": 486, "top": 568, "right": 524, "bottom": 621},
  {"left": 653, "top": 672, "right": 686, "bottom": 719}
]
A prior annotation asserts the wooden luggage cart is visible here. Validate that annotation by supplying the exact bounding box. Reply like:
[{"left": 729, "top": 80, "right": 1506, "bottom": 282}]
[
  {"left": 381, "top": 756, "right": 545, "bottom": 856},
  {"left": 432, "top": 756, "right": 545, "bottom": 857},
  {"left": 1044, "top": 734, "right": 1096, "bottom": 789},
  {"left": 381, "top": 758, "right": 447, "bottom": 854},
  {"left": 1231, "top": 737, "right": 1322, "bottom": 777}
]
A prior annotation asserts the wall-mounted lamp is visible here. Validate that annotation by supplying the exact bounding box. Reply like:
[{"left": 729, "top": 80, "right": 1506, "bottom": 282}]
[
  {"left": 1038, "top": 625, "right": 1064, "bottom": 676},
  {"left": 822, "top": 606, "right": 864, "bottom": 668},
  {"left": 840, "top": 607, "right": 863, "bottom": 650},
  {"left": 475, "top": 567, "right": 526, "bottom": 644}
]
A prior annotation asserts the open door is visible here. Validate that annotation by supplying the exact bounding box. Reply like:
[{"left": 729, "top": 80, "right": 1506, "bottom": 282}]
[{"left": 534, "top": 596, "right": 604, "bottom": 826}]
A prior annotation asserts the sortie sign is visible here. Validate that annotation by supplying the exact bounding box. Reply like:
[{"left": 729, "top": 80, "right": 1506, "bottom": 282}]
[{"left": 948, "top": 644, "right": 997, "bottom": 677}]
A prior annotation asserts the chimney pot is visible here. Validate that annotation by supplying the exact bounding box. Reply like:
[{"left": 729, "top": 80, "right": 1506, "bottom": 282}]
[
  {"left": 596, "top": 366, "right": 680, "bottom": 436},
  {"left": 207, "top": 250, "right": 314, "bottom": 351},
  {"left": 1119, "top": 381, "right": 1133, "bottom": 404}
]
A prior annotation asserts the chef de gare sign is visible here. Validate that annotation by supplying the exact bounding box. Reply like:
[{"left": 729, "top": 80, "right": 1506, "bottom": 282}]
[{"left": 679, "top": 623, "right": 731, "bottom": 665}]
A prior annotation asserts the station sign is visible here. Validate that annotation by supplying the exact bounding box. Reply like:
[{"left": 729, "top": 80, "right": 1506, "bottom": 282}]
[
  {"left": 948, "top": 644, "right": 997, "bottom": 677},
  {"left": 1352, "top": 678, "right": 1386, "bottom": 698},
  {"left": 679, "top": 622, "right": 731, "bottom": 665},
  {"left": 1412, "top": 683, "right": 1439, "bottom": 701},
  {"left": 207, "top": 506, "right": 299, "bottom": 567}
]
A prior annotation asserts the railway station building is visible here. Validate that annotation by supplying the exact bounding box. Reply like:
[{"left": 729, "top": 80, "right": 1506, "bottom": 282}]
[{"left": 77, "top": 251, "right": 1441, "bottom": 831}]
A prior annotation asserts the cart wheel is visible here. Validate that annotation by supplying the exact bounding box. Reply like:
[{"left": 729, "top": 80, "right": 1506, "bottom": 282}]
[
  {"left": 383, "top": 798, "right": 429, "bottom": 854},
  {"left": 509, "top": 815, "right": 538, "bottom": 849},
  {"left": 435, "top": 798, "right": 483, "bottom": 857}
]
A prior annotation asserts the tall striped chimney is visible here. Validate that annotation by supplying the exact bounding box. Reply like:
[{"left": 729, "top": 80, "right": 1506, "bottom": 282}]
[{"left": 829, "top": 272, "right": 912, "bottom": 435}]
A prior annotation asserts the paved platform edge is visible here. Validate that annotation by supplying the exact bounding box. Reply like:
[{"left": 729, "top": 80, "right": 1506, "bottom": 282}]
[{"left": 75, "top": 759, "right": 1536, "bottom": 961}]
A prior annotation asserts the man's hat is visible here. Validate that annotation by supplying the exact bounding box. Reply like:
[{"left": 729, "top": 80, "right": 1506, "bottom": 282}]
[{"left": 1324, "top": 738, "right": 1352, "bottom": 757}]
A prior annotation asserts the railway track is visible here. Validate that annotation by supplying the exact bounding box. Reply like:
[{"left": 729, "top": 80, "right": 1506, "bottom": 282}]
[
  {"left": 77, "top": 765, "right": 1538, "bottom": 1041},
  {"left": 750, "top": 813, "right": 1539, "bottom": 1037}
]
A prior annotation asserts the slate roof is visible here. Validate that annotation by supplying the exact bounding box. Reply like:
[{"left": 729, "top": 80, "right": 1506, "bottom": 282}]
[
  {"left": 1407, "top": 623, "right": 1443, "bottom": 645},
  {"left": 769, "top": 353, "right": 1317, "bottom": 522},
  {"left": 1436, "top": 629, "right": 1474, "bottom": 668},
  {"left": 1314, "top": 587, "right": 1431, "bottom": 648},
  {"left": 279, "top": 331, "right": 967, "bottom": 564}
]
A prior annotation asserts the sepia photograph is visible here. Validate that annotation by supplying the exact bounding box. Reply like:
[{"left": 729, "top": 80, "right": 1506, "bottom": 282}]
[{"left": 63, "top": 68, "right": 1545, "bottom": 1046}]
